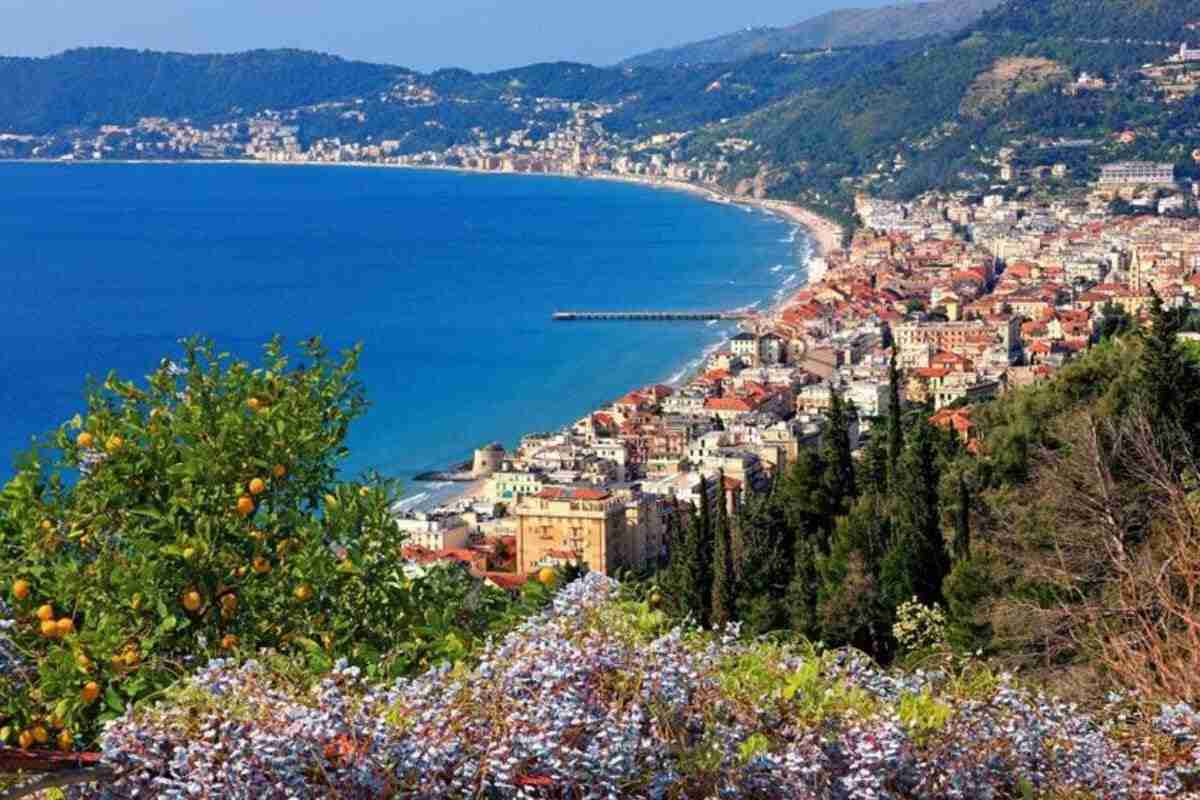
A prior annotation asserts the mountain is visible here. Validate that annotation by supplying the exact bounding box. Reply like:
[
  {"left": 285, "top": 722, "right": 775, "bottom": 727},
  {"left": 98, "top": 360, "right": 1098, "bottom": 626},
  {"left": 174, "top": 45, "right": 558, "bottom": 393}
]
[
  {"left": 620, "top": 0, "right": 1005, "bottom": 69},
  {"left": 0, "top": 47, "right": 405, "bottom": 132},
  {"left": 0, "top": 40, "right": 921, "bottom": 144},
  {"left": 689, "top": 0, "right": 1200, "bottom": 215}
]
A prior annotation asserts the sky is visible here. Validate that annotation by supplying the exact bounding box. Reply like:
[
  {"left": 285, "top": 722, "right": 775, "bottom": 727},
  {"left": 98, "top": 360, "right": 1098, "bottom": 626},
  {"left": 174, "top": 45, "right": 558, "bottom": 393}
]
[{"left": 0, "top": 0, "right": 902, "bottom": 73}]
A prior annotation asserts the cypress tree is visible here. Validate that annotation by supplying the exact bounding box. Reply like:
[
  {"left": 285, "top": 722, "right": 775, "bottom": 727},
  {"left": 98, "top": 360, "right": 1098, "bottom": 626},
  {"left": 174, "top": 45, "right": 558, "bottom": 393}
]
[
  {"left": 1139, "top": 292, "right": 1200, "bottom": 450},
  {"left": 777, "top": 449, "right": 835, "bottom": 553},
  {"left": 736, "top": 491, "right": 790, "bottom": 634},
  {"left": 711, "top": 473, "right": 736, "bottom": 628},
  {"left": 862, "top": 433, "right": 890, "bottom": 499},
  {"left": 823, "top": 391, "right": 857, "bottom": 512},
  {"left": 953, "top": 472, "right": 971, "bottom": 562},
  {"left": 887, "top": 348, "right": 904, "bottom": 475},
  {"left": 695, "top": 474, "right": 714, "bottom": 628},
  {"left": 661, "top": 503, "right": 705, "bottom": 622},
  {"left": 785, "top": 532, "right": 821, "bottom": 639},
  {"left": 816, "top": 500, "right": 890, "bottom": 655},
  {"left": 880, "top": 418, "right": 948, "bottom": 608}
]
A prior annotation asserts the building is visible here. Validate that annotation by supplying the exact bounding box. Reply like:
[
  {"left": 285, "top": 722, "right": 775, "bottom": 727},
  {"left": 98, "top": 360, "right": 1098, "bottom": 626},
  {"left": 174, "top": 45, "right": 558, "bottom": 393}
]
[
  {"left": 1171, "top": 42, "right": 1200, "bottom": 63},
  {"left": 472, "top": 443, "right": 505, "bottom": 478},
  {"left": 893, "top": 318, "right": 1021, "bottom": 361},
  {"left": 394, "top": 513, "right": 471, "bottom": 552},
  {"left": 758, "top": 333, "right": 786, "bottom": 366},
  {"left": 730, "top": 332, "right": 759, "bottom": 365},
  {"left": 1097, "top": 162, "right": 1176, "bottom": 187},
  {"left": 514, "top": 487, "right": 645, "bottom": 575},
  {"left": 487, "top": 469, "right": 546, "bottom": 502}
]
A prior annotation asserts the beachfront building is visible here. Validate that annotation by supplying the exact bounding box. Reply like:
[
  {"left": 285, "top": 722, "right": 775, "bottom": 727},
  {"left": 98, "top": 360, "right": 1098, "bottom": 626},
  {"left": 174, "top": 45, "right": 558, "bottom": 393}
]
[
  {"left": 514, "top": 486, "right": 650, "bottom": 575},
  {"left": 487, "top": 468, "right": 546, "bottom": 503},
  {"left": 730, "top": 332, "right": 759, "bottom": 365}
]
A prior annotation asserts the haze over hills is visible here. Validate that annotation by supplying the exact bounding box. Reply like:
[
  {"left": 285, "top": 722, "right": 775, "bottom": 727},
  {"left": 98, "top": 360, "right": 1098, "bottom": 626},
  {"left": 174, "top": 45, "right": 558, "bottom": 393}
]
[{"left": 620, "top": 0, "right": 1004, "bottom": 69}]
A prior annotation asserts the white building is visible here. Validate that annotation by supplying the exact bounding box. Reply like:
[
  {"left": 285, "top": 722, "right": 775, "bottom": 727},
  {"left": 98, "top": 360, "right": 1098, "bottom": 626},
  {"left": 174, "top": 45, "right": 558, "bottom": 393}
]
[
  {"left": 1098, "top": 162, "right": 1176, "bottom": 187},
  {"left": 395, "top": 513, "right": 470, "bottom": 551}
]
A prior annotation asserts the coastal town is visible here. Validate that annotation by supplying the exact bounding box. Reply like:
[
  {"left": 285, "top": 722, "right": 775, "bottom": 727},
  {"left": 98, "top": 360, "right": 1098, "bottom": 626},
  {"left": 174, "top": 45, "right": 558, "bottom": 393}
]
[
  {"left": 7, "top": 35, "right": 1200, "bottom": 590},
  {"left": 393, "top": 153, "right": 1200, "bottom": 588}
]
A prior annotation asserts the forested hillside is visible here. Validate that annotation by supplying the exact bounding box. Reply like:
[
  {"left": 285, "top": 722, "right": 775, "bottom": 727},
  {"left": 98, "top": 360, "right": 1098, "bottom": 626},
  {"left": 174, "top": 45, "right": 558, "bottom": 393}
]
[
  {"left": 0, "top": 48, "right": 405, "bottom": 132},
  {"left": 0, "top": 41, "right": 922, "bottom": 149},
  {"left": 698, "top": 0, "right": 1200, "bottom": 212},
  {"left": 622, "top": 0, "right": 1003, "bottom": 68},
  {"left": 655, "top": 296, "right": 1200, "bottom": 707}
]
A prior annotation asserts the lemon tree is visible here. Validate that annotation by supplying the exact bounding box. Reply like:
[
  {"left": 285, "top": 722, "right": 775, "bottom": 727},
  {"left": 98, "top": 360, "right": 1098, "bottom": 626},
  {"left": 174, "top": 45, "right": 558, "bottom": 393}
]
[{"left": 0, "top": 337, "right": 521, "bottom": 751}]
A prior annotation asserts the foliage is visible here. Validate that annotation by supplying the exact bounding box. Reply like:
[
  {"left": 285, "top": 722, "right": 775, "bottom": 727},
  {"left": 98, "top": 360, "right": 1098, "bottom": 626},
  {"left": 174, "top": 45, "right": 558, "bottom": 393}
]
[
  {"left": 621, "top": 0, "right": 1000, "bottom": 68},
  {"left": 0, "top": 337, "right": 548, "bottom": 750},
  {"left": 0, "top": 48, "right": 404, "bottom": 132},
  {"left": 710, "top": 479, "right": 736, "bottom": 628},
  {"left": 43, "top": 574, "right": 1200, "bottom": 799},
  {"left": 892, "top": 597, "right": 949, "bottom": 657}
]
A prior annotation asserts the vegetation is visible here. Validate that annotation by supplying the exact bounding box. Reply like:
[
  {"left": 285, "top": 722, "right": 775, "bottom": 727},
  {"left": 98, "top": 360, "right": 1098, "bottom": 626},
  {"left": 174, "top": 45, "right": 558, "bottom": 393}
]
[
  {"left": 42, "top": 573, "right": 1200, "bottom": 798},
  {"left": 0, "top": 338, "right": 553, "bottom": 752},
  {"left": 621, "top": 0, "right": 1003, "bottom": 69},
  {"left": 703, "top": 0, "right": 1200, "bottom": 211},
  {"left": 1, "top": 321, "right": 1199, "bottom": 795},
  {"left": 0, "top": 48, "right": 405, "bottom": 132},
  {"left": 650, "top": 295, "right": 1200, "bottom": 713}
]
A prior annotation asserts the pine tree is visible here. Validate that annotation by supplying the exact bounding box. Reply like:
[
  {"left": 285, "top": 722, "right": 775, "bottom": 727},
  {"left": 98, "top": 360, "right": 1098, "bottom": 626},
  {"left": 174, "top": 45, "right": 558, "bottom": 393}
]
[
  {"left": 887, "top": 348, "right": 904, "bottom": 477},
  {"left": 823, "top": 391, "right": 857, "bottom": 512},
  {"left": 880, "top": 418, "right": 948, "bottom": 608},
  {"left": 711, "top": 473, "right": 736, "bottom": 628}
]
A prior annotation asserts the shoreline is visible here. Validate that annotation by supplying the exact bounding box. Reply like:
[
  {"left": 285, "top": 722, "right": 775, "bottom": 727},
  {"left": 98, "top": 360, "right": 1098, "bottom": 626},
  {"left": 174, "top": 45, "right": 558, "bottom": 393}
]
[
  {"left": 4, "top": 157, "right": 844, "bottom": 504},
  {"left": 4, "top": 156, "right": 843, "bottom": 257}
]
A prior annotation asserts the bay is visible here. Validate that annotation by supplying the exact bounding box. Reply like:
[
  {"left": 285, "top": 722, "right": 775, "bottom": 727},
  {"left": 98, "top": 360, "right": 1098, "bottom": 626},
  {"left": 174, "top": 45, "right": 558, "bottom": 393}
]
[{"left": 0, "top": 162, "right": 806, "bottom": 489}]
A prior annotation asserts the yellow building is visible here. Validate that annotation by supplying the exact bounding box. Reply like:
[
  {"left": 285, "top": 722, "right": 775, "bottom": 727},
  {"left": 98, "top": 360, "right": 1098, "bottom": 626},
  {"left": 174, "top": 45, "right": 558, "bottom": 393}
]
[{"left": 515, "top": 487, "right": 646, "bottom": 575}]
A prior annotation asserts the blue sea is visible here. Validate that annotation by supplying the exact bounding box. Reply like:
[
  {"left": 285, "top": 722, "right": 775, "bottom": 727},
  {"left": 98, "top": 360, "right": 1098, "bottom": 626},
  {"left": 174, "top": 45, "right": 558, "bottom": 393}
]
[{"left": 0, "top": 162, "right": 807, "bottom": 496}]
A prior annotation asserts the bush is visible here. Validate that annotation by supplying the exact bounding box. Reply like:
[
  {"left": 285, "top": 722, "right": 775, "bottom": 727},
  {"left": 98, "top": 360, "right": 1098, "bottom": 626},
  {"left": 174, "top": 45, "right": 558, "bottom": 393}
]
[
  {"left": 50, "top": 574, "right": 1200, "bottom": 799},
  {"left": 0, "top": 337, "right": 546, "bottom": 751}
]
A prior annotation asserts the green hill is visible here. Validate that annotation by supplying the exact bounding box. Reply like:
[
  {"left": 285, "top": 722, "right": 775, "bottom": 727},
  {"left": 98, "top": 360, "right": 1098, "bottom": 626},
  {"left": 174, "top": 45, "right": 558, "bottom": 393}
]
[
  {"left": 621, "top": 0, "right": 1004, "bottom": 68},
  {"left": 0, "top": 47, "right": 405, "bottom": 133},
  {"left": 697, "top": 0, "right": 1200, "bottom": 210}
]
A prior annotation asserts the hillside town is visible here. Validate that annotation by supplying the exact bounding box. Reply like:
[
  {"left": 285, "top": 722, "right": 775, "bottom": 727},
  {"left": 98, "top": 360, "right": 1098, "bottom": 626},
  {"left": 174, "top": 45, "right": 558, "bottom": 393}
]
[
  {"left": 9, "top": 36, "right": 1200, "bottom": 593},
  {"left": 394, "top": 158, "right": 1200, "bottom": 588}
]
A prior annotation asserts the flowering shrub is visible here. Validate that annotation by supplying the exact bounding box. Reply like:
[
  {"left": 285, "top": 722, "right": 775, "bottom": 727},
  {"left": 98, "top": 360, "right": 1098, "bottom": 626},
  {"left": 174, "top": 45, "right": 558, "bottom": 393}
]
[
  {"left": 892, "top": 597, "right": 948, "bottom": 656},
  {"left": 58, "top": 573, "right": 1200, "bottom": 799},
  {"left": 0, "top": 338, "right": 548, "bottom": 753}
]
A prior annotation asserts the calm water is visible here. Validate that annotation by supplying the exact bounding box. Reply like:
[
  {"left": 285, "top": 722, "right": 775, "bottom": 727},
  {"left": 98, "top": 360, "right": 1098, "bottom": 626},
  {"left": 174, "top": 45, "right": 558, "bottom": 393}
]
[{"left": 0, "top": 162, "right": 806, "bottom": 490}]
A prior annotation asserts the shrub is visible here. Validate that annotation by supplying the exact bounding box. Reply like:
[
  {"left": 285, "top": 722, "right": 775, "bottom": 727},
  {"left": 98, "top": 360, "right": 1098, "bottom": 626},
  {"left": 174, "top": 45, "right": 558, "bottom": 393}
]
[{"left": 0, "top": 338, "right": 544, "bottom": 751}]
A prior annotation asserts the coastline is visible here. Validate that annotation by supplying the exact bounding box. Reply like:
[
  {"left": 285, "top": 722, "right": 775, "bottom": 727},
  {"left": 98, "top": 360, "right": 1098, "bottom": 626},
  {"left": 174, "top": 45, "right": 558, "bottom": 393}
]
[
  {"left": 6, "top": 156, "right": 843, "bottom": 258},
  {"left": 5, "top": 158, "right": 843, "bottom": 506}
]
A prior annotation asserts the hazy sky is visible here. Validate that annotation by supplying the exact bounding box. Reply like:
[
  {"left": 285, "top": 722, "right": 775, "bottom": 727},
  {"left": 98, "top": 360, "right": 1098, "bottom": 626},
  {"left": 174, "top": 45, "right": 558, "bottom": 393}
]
[{"left": 0, "top": 0, "right": 901, "bottom": 72}]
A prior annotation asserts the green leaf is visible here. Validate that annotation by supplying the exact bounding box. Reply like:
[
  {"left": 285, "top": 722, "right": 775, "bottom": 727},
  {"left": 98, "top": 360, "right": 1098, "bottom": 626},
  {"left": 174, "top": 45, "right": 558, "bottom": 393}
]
[
  {"left": 54, "top": 698, "right": 71, "bottom": 721},
  {"left": 104, "top": 686, "right": 125, "bottom": 713},
  {"left": 157, "top": 615, "right": 178, "bottom": 634}
]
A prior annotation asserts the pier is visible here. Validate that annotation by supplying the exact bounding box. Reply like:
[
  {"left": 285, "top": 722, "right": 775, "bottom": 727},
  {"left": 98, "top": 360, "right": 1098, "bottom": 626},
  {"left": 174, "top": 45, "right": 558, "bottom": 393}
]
[{"left": 552, "top": 310, "right": 755, "bottom": 322}]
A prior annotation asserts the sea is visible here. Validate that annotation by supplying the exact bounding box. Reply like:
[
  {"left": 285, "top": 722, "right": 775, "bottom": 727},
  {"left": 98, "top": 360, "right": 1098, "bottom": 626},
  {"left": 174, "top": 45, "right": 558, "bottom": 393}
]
[{"left": 0, "top": 162, "right": 809, "bottom": 504}]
